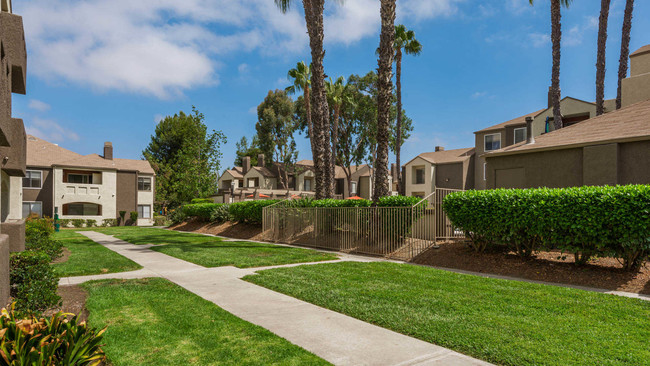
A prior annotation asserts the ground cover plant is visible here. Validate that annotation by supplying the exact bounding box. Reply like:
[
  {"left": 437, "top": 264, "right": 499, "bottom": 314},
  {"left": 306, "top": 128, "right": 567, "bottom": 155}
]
[
  {"left": 53, "top": 230, "right": 141, "bottom": 277},
  {"left": 443, "top": 185, "right": 650, "bottom": 269},
  {"left": 92, "top": 227, "right": 338, "bottom": 268},
  {"left": 82, "top": 278, "right": 328, "bottom": 365},
  {"left": 245, "top": 261, "right": 650, "bottom": 366}
]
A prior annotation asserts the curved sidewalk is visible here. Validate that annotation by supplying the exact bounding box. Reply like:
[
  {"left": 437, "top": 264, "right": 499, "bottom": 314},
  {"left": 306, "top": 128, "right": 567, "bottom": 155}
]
[{"left": 68, "top": 231, "right": 491, "bottom": 366}]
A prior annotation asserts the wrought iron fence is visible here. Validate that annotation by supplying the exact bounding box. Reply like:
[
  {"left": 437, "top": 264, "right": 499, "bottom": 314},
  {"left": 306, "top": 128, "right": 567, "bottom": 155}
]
[{"left": 262, "top": 188, "right": 464, "bottom": 261}]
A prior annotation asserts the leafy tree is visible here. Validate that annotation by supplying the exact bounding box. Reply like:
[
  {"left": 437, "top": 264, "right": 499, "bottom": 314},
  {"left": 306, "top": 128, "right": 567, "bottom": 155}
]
[
  {"left": 326, "top": 76, "right": 353, "bottom": 190},
  {"left": 286, "top": 61, "right": 315, "bottom": 158},
  {"left": 595, "top": 0, "right": 611, "bottom": 116},
  {"left": 394, "top": 24, "right": 421, "bottom": 193},
  {"left": 143, "top": 107, "right": 226, "bottom": 208},
  {"left": 255, "top": 90, "right": 299, "bottom": 189},
  {"left": 234, "top": 136, "right": 263, "bottom": 167},
  {"left": 616, "top": 0, "right": 635, "bottom": 110}
]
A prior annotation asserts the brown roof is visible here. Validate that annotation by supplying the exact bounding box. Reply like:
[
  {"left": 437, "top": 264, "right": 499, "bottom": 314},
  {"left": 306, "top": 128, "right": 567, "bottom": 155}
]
[
  {"left": 631, "top": 45, "right": 650, "bottom": 57},
  {"left": 486, "top": 98, "right": 650, "bottom": 157},
  {"left": 296, "top": 159, "right": 348, "bottom": 179},
  {"left": 26, "top": 135, "right": 154, "bottom": 174},
  {"left": 223, "top": 168, "right": 244, "bottom": 179},
  {"left": 475, "top": 109, "right": 546, "bottom": 133},
  {"left": 411, "top": 147, "right": 475, "bottom": 165}
]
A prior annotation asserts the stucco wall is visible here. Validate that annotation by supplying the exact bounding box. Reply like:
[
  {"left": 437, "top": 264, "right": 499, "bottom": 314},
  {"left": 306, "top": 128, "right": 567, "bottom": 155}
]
[
  {"left": 619, "top": 140, "right": 650, "bottom": 184},
  {"left": 22, "top": 167, "right": 54, "bottom": 217},
  {"left": 116, "top": 171, "right": 136, "bottom": 223},
  {"left": 532, "top": 98, "right": 597, "bottom": 136},
  {"left": 474, "top": 130, "right": 505, "bottom": 190},
  {"left": 621, "top": 73, "right": 650, "bottom": 108},
  {"left": 630, "top": 51, "right": 650, "bottom": 76},
  {"left": 435, "top": 163, "right": 465, "bottom": 190},
  {"left": 405, "top": 156, "right": 434, "bottom": 197},
  {"left": 54, "top": 168, "right": 117, "bottom": 221}
]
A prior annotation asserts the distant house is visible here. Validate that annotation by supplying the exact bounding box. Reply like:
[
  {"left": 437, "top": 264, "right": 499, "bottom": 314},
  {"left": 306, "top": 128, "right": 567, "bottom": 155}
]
[
  {"left": 216, "top": 154, "right": 391, "bottom": 201},
  {"left": 403, "top": 147, "right": 475, "bottom": 197},
  {"left": 483, "top": 45, "right": 650, "bottom": 189},
  {"left": 24, "top": 136, "right": 156, "bottom": 225}
]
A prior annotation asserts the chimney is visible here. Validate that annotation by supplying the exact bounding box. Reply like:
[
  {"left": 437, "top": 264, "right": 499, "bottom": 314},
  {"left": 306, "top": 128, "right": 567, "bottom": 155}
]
[
  {"left": 242, "top": 156, "right": 251, "bottom": 174},
  {"left": 257, "top": 154, "right": 265, "bottom": 167},
  {"left": 435, "top": 146, "right": 444, "bottom": 152},
  {"left": 103, "top": 142, "right": 113, "bottom": 160},
  {"left": 525, "top": 117, "right": 535, "bottom": 144}
]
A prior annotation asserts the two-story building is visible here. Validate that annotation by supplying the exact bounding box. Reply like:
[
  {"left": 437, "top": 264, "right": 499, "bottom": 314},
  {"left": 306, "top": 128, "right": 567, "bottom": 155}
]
[
  {"left": 23, "top": 136, "right": 155, "bottom": 225},
  {"left": 403, "top": 147, "right": 475, "bottom": 197},
  {"left": 1, "top": 0, "right": 28, "bottom": 305}
]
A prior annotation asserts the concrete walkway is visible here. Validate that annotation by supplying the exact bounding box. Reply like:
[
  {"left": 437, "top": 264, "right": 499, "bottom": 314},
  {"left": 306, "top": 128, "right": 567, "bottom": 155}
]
[{"left": 67, "top": 231, "right": 491, "bottom": 366}]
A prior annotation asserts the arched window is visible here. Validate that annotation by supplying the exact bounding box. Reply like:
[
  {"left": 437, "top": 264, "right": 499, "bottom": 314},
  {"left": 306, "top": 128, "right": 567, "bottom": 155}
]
[{"left": 62, "top": 203, "right": 102, "bottom": 216}]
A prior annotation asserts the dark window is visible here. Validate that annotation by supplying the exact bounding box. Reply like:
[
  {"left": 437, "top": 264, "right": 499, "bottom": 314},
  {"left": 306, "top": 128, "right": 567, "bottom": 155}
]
[
  {"left": 67, "top": 174, "right": 92, "bottom": 184},
  {"left": 514, "top": 128, "right": 526, "bottom": 144},
  {"left": 137, "top": 205, "right": 151, "bottom": 219},
  {"left": 138, "top": 177, "right": 152, "bottom": 191},
  {"left": 23, "top": 170, "right": 42, "bottom": 188},
  {"left": 484, "top": 133, "right": 501, "bottom": 151},
  {"left": 415, "top": 168, "right": 425, "bottom": 184},
  {"left": 62, "top": 203, "right": 101, "bottom": 216}
]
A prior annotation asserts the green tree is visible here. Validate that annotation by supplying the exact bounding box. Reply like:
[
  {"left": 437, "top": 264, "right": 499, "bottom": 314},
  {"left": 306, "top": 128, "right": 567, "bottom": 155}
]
[
  {"left": 374, "top": 0, "right": 396, "bottom": 201},
  {"left": 234, "top": 136, "right": 262, "bottom": 167},
  {"left": 529, "top": 0, "right": 574, "bottom": 130},
  {"left": 595, "top": 0, "right": 611, "bottom": 116},
  {"left": 393, "top": 24, "right": 421, "bottom": 193},
  {"left": 616, "top": 0, "right": 635, "bottom": 110},
  {"left": 255, "top": 90, "right": 299, "bottom": 189},
  {"left": 326, "top": 76, "right": 353, "bottom": 189},
  {"left": 143, "top": 107, "right": 226, "bottom": 208},
  {"left": 286, "top": 61, "right": 315, "bottom": 159}
]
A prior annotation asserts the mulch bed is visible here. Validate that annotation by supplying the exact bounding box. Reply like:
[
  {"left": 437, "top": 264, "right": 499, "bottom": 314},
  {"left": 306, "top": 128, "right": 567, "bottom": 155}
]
[
  {"left": 412, "top": 242, "right": 650, "bottom": 295},
  {"left": 52, "top": 247, "right": 71, "bottom": 264},
  {"left": 45, "top": 285, "right": 89, "bottom": 322},
  {"left": 170, "top": 219, "right": 264, "bottom": 241}
]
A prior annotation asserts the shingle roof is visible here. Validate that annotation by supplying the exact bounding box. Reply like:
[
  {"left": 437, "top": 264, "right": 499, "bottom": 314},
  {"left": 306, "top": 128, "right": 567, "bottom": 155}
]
[
  {"left": 486, "top": 98, "right": 650, "bottom": 157},
  {"left": 295, "top": 159, "right": 348, "bottom": 179},
  {"left": 223, "top": 168, "right": 244, "bottom": 179},
  {"left": 26, "top": 135, "right": 155, "bottom": 174},
  {"left": 631, "top": 45, "right": 650, "bottom": 57},
  {"left": 475, "top": 109, "right": 546, "bottom": 133},
  {"left": 411, "top": 147, "right": 475, "bottom": 165}
]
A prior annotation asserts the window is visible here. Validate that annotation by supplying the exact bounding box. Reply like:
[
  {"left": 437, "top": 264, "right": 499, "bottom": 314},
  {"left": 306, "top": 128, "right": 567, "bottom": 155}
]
[
  {"left": 350, "top": 181, "right": 357, "bottom": 194},
  {"left": 247, "top": 178, "right": 259, "bottom": 188},
  {"left": 138, "top": 205, "right": 151, "bottom": 219},
  {"left": 484, "top": 133, "right": 501, "bottom": 151},
  {"left": 23, "top": 170, "right": 42, "bottom": 188},
  {"left": 304, "top": 178, "right": 312, "bottom": 191},
  {"left": 67, "top": 174, "right": 92, "bottom": 184},
  {"left": 138, "top": 177, "right": 152, "bottom": 191},
  {"left": 414, "top": 167, "right": 425, "bottom": 185},
  {"left": 22, "top": 202, "right": 42, "bottom": 218},
  {"left": 62, "top": 203, "right": 101, "bottom": 216},
  {"left": 514, "top": 127, "right": 526, "bottom": 144},
  {"left": 483, "top": 163, "right": 487, "bottom": 181}
]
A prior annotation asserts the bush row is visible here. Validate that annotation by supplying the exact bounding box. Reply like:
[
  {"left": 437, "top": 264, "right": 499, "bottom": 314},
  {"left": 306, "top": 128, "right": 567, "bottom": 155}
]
[{"left": 442, "top": 185, "right": 650, "bottom": 270}]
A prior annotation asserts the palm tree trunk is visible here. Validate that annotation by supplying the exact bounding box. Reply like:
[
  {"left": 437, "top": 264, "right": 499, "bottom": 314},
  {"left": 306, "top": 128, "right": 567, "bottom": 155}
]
[
  {"left": 596, "top": 0, "right": 611, "bottom": 116},
  {"left": 331, "top": 105, "right": 340, "bottom": 193},
  {"left": 304, "top": 86, "right": 317, "bottom": 165},
  {"left": 395, "top": 48, "right": 403, "bottom": 195},
  {"left": 616, "top": 0, "right": 635, "bottom": 110},
  {"left": 302, "top": 0, "right": 331, "bottom": 199},
  {"left": 551, "top": 0, "right": 563, "bottom": 130},
  {"left": 373, "top": 0, "right": 396, "bottom": 202}
]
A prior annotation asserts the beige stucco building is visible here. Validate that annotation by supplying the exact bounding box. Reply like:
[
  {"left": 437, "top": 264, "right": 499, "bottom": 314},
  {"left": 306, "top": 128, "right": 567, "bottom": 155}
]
[{"left": 403, "top": 147, "right": 475, "bottom": 198}]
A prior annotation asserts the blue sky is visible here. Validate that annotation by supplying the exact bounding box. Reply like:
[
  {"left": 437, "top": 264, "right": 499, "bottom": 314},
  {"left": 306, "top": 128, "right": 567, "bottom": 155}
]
[{"left": 12, "top": 0, "right": 650, "bottom": 170}]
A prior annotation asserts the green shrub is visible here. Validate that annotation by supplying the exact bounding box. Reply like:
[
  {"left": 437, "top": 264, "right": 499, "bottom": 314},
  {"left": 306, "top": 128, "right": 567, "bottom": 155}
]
[
  {"left": 191, "top": 198, "right": 214, "bottom": 204},
  {"left": 443, "top": 185, "right": 650, "bottom": 269},
  {"left": 25, "top": 217, "right": 62, "bottom": 262},
  {"left": 183, "top": 203, "right": 223, "bottom": 221},
  {"left": 71, "top": 219, "right": 85, "bottom": 228},
  {"left": 85, "top": 219, "right": 97, "bottom": 227},
  {"left": 0, "top": 303, "right": 106, "bottom": 364},
  {"left": 10, "top": 251, "right": 60, "bottom": 315},
  {"left": 168, "top": 208, "right": 187, "bottom": 225},
  {"left": 57, "top": 219, "right": 71, "bottom": 228},
  {"left": 119, "top": 210, "right": 127, "bottom": 226},
  {"left": 130, "top": 211, "right": 138, "bottom": 225},
  {"left": 153, "top": 216, "right": 169, "bottom": 226},
  {"left": 378, "top": 195, "right": 422, "bottom": 207},
  {"left": 229, "top": 200, "right": 280, "bottom": 224},
  {"left": 101, "top": 218, "right": 118, "bottom": 227},
  {"left": 210, "top": 204, "right": 231, "bottom": 223}
]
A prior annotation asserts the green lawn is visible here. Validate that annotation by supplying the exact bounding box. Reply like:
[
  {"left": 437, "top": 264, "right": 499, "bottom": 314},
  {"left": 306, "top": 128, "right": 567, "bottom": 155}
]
[
  {"left": 53, "top": 230, "right": 141, "bottom": 277},
  {"left": 90, "top": 227, "right": 339, "bottom": 268},
  {"left": 83, "top": 278, "right": 328, "bottom": 365},
  {"left": 245, "top": 262, "right": 650, "bottom": 366}
]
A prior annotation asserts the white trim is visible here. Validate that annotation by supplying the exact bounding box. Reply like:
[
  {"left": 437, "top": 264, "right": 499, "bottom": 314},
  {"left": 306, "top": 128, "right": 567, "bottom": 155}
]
[
  {"left": 23, "top": 170, "right": 43, "bottom": 189},
  {"left": 513, "top": 127, "right": 527, "bottom": 144},
  {"left": 484, "top": 133, "right": 502, "bottom": 152}
]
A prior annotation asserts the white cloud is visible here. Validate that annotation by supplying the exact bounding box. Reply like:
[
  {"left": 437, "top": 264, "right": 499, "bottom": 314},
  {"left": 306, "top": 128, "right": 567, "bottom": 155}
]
[
  {"left": 564, "top": 16, "right": 598, "bottom": 47},
  {"left": 28, "top": 99, "right": 51, "bottom": 112},
  {"left": 25, "top": 118, "right": 80, "bottom": 143},
  {"left": 399, "top": 0, "right": 462, "bottom": 22},
  {"left": 471, "top": 91, "right": 487, "bottom": 99},
  {"left": 506, "top": 0, "right": 533, "bottom": 15},
  {"left": 529, "top": 32, "right": 551, "bottom": 48}
]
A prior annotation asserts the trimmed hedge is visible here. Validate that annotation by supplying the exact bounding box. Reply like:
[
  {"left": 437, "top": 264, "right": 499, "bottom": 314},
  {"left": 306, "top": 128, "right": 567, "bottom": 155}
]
[
  {"left": 443, "top": 185, "right": 650, "bottom": 270},
  {"left": 191, "top": 198, "right": 214, "bottom": 204},
  {"left": 183, "top": 203, "right": 224, "bottom": 221},
  {"left": 10, "top": 251, "right": 60, "bottom": 315},
  {"left": 229, "top": 200, "right": 280, "bottom": 224}
]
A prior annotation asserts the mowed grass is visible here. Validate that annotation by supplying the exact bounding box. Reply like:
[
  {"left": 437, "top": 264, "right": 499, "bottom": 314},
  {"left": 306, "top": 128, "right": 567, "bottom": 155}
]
[
  {"left": 91, "top": 227, "right": 339, "bottom": 268},
  {"left": 53, "top": 230, "right": 141, "bottom": 277},
  {"left": 245, "top": 262, "right": 650, "bottom": 366},
  {"left": 82, "top": 278, "right": 328, "bottom": 365}
]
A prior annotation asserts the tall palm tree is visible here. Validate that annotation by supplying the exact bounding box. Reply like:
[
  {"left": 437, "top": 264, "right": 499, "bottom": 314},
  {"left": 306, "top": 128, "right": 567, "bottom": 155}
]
[
  {"left": 326, "top": 76, "right": 353, "bottom": 186},
  {"left": 393, "top": 25, "right": 421, "bottom": 194},
  {"left": 595, "top": 0, "right": 611, "bottom": 116},
  {"left": 616, "top": 0, "right": 635, "bottom": 110},
  {"left": 530, "top": 0, "right": 573, "bottom": 130},
  {"left": 373, "top": 0, "right": 396, "bottom": 202},
  {"left": 275, "top": 0, "right": 333, "bottom": 198},
  {"left": 286, "top": 61, "right": 316, "bottom": 158}
]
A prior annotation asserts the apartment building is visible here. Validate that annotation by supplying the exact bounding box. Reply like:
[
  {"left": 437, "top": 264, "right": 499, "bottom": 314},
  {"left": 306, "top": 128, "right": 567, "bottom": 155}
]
[
  {"left": 403, "top": 147, "right": 475, "bottom": 198},
  {"left": 24, "top": 136, "right": 156, "bottom": 225}
]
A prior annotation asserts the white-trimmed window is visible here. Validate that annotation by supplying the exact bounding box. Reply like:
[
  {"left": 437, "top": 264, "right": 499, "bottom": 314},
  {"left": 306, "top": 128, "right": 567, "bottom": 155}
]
[
  {"left": 138, "top": 177, "right": 152, "bottom": 191},
  {"left": 350, "top": 181, "right": 357, "bottom": 194},
  {"left": 23, "top": 170, "right": 42, "bottom": 189},
  {"left": 514, "top": 127, "right": 527, "bottom": 144},
  {"left": 484, "top": 133, "right": 501, "bottom": 151},
  {"left": 22, "top": 202, "right": 42, "bottom": 218},
  {"left": 137, "top": 205, "right": 151, "bottom": 219},
  {"left": 483, "top": 163, "right": 487, "bottom": 181},
  {"left": 413, "top": 166, "right": 425, "bottom": 184}
]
